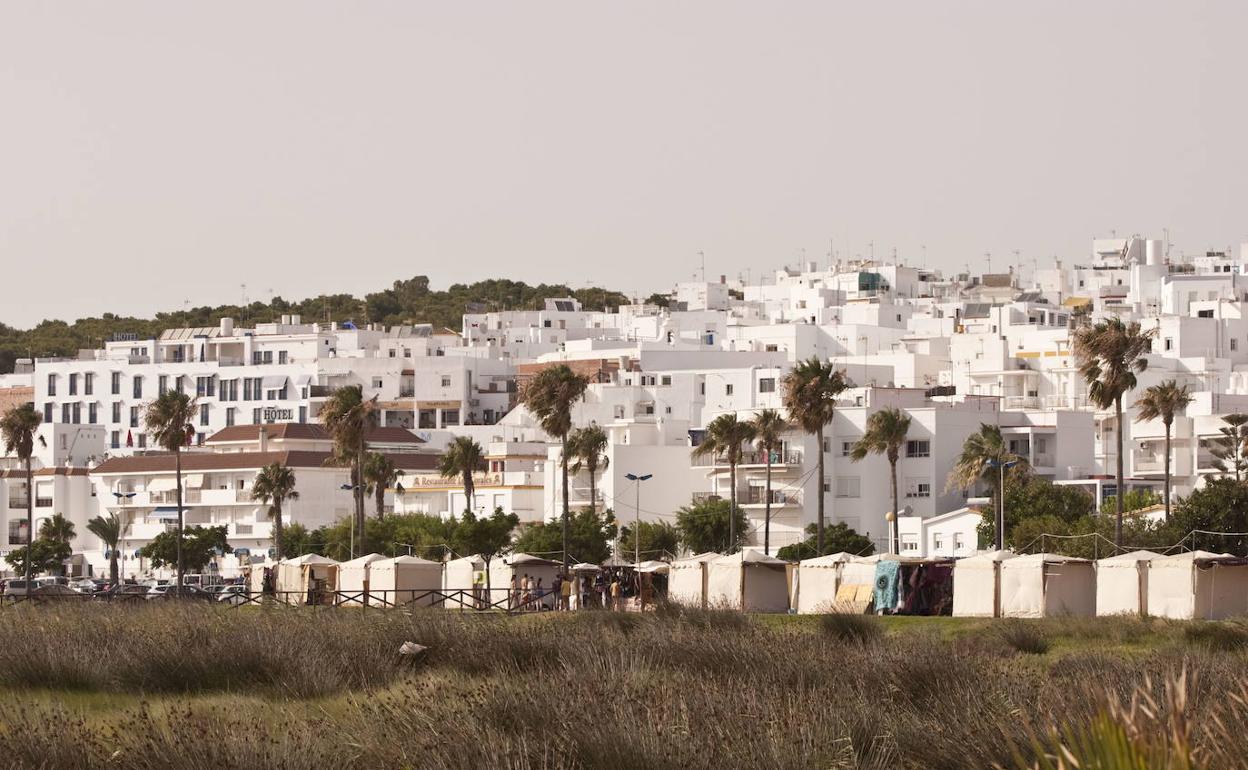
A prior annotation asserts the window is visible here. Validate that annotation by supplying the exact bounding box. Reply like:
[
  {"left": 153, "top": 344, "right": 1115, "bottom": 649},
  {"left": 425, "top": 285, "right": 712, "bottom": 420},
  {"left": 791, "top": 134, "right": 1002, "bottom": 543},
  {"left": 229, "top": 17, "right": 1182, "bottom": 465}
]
[
  {"left": 906, "top": 440, "right": 930, "bottom": 458},
  {"left": 8, "top": 519, "right": 29, "bottom": 546},
  {"left": 278, "top": 351, "right": 288, "bottom": 364},
  {"left": 133, "top": 376, "right": 143, "bottom": 399},
  {"left": 225, "top": 408, "right": 236, "bottom": 427},
  {"left": 614, "top": 405, "right": 625, "bottom": 419},
  {"left": 661, "top": 375, "right": 672, "bottom": 386},
  {"left": 298, "top": 406, "right": 307, "bottom": 423},
  {"left": 111, "top": 402, "right": 121, "bottom": 423},
  {"left": 1164, "top": 338, "right": 1173, "bottom": 351},
  {"left": 253, "top": 407, "right": 263, "bottom": 424},
  {"left": 43, "top": 402, "right": 52, "bottom": 423},
  {"left": 61, "top": 403, "right": 71, "bottom": 423},
  {"left": 901, "top": 537, "right": 919, "bottom": 553},
  {"left": 200, "top": 403, "right": 210, "bottom": 426},
  {"left": 220, "top": 380, "right": 238, "bottom": 401},
  {"left": 441, "top": 409, "right": 460, "bottom": 426},
  {"left": 441, "top": 376, "right": 452, "bottom": 387},
  {"left": 759, "top": 378, "right": 776, "bottom": 393},
  {"left": 905, "top": 478, "right": 932, "bottom": 498},
  {"left": 130, "top": 406, "right": 140, "bottom": 428},
  {"left": 158, "top": 375, "right": 168, "bottom": 394},
  {"left": 84, "top": 373, "right": 94, "bottom": 395},
  {"left": 1198, "top": 309, "right": 1214, "bottom": 318},
  {"left": 372, "top": 378, "right": 384, "bottom": 389},
  {"left": 835, "top": 476, "right": 861, "bottom": 498},
  {"left": 725, "top": 384, "right": 734, "bottom": 396},
  {"left": 71, "top": 403, "right": 81, "bottom": 425},
  {"left": 840, "top": 441, "right": 854, "bottom": 457},
  {"left": 954, "top": 533, "right": 965, "bottom": 551},
  {"left": 111, "top": 372, "right": 121, "bottom": 395},
  {"left": 699, "top": 382, "right": 706, "bottom": 396},
  {"left": 196, "top": 432, "right": 205, "bottom": 446},
  {"left": 110, "top": 431, "right": 120, "bottom": 449},
  {"left": 47, "top": 374, "right": 56, "bottom": 396},
  {"left": 1233, "top": 339, "right": 1239, "bottom": 352},
  {"left": 933, "top": 536, "right": 945, "bottom": 553},
  {"left": 137, "top": 434, "right": 147, "bottom": 448},
  {"left": 67, "top": 373, "right": 78, "bottom": 395},
  {"left": 196, "top": 376, "right": 215, "bottom": 397},
  {"left": 88, "top": 403, "right": 98, "bottom": 424}
]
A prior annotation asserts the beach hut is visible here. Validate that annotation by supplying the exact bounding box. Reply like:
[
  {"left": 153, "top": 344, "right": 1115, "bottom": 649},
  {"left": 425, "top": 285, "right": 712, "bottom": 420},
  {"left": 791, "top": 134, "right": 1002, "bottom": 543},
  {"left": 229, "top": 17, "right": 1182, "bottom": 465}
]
[
  {"left": 999, "top": 553, "right": 1094, "bottom": 618},
  {"left": 442, "top": 554, "right": 486, "bottom": 609},
  {"left": 1146, "top": 551, "right": 1248, "bottom": 620},
  {"left": 794, "top": 552, "right": 855, "bottom": 614},
  {"left": 1095, "top": 550, "right": 1160, "bottom": 616},
  {"left": 368, "top": 555, "right": 443, "bottom": 607},
  {"left": 336, "top": 553, "right": 385, "bottom": 606},
  {"left": 706, "top": 551, "right": 789, "bottom": 612},
  {"left": 952, "top": 551, "right": 1016, "bottom": 618},
  {"left": 275, "top": 553, "right": 339, "bottom": 605},
  {"left": 667, "top": 552, "right": 719, "bottom": 608},
  {"left": 489, "top": 552, "right": 561, "bottom": 610}
]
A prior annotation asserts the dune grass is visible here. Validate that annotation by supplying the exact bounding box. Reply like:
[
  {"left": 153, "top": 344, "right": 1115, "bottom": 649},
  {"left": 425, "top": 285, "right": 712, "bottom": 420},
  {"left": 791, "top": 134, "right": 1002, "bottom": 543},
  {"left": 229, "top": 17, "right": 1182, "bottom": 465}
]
[{"left": 0, "top": 604, "right": 1243, "bottom": 768}]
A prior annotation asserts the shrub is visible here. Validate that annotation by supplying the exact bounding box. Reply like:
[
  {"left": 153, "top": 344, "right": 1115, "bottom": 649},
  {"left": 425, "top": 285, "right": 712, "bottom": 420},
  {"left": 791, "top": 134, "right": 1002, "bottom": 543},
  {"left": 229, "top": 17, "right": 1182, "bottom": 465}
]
[
  {"left": 998, "top": 621, "right": 1050, "bottom": 655},
  {"left": 818, "top": 613, "right": 882, "bottom": 644}
]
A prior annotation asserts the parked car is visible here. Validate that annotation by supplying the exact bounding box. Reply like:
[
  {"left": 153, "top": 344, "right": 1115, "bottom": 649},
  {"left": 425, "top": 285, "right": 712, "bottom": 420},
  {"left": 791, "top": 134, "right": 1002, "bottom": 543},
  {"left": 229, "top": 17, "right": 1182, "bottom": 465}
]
[
  {"left": 217, "top": 585, "right": 251, "bottom": 606},
  {"left": 3, "top": 580, "right": 32, "bottom": 597},
  {"left": 73, "top": 579, "right": 100, "bottom": 594},
  {"left": 104, "top": 584, "right": 150, "bottom": 601},
  {"left": 30, "top": 584, "right": 83, "bottom": 599},
  {"left": 147, "top": 584, "right": 214, "bottom": 601}
]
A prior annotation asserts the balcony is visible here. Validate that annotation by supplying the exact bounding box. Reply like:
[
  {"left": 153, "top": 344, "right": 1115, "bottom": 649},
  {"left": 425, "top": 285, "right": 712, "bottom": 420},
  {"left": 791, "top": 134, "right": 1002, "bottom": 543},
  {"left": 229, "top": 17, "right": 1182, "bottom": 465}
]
[
  {"left": 398, "top": 388, "right": 415, "bottom": 398},
  {"left": 693, "top": 450, "right": 803, "bottom": 469},
  {"left": 35, "top": 497, "right": 52, "bottom": 508},
  {"left": 691, "top": 492, "right": 722, "bottom": 505},
  {"left": 7, "top": 497, "right": 29, "bottom": 510},
  {"left": 743, "top": 489, "right": 802, "bottom": 506}
]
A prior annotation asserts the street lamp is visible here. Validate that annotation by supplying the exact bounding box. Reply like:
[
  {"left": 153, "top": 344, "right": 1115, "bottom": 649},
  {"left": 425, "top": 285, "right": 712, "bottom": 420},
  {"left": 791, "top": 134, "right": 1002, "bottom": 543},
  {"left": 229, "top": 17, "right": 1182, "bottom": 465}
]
[
  {"left": 111, "top": 491, "right": 136, "bottom": 582},
  {"left": 984, "top": 459, "right": 1021, "bottom": 550},
  {"left": 624, "top": 473, "right": 652, "bottom": 565}
]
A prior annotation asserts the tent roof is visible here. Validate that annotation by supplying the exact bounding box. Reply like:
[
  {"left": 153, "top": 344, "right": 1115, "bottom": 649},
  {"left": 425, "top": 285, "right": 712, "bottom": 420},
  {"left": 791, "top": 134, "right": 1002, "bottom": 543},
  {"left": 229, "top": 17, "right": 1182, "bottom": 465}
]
[
  {"left": 601, "top": 555, "right": 635, "bottom": 568},
  {"left": 1096, "top": 550, "right": 1161, "bottom": 565},
  {"left": 958, "top": 550, "right": 1017, "bottom": 564},
  {"left": 1008, "top": 552, "right": 1089, "bottom": 565},
  {"left": 506, "top": 552, "right": 560, "bottom": 567},
  {"left": 635, "top": 560, "right": 670, "bottom": 573},
  {"left": 1149, "top": 550, "right": 1236, "bottom": 566},
  {"left": 673, "top": 552, "right": 720, "bottom": 566},
  {"left": 284, "top": 553, "right": 338, "bottom": 566},
  {"left": 799, "top": 552, "right": 855, "bottom": 567},
  {"left": 570, "top": 562, "right": 601, "bottom": 572},
  {"left": 446, "top": 554, "right": 485, "bottom": 567},
  {"left": 711, "top": 551, "right": 788, "bottom": 567},
  {"left": 374, "top": 555, "right": 441, "bottom": 567},
  {"left": 340, "top": 553, "right": 386, "bottom": 568}
]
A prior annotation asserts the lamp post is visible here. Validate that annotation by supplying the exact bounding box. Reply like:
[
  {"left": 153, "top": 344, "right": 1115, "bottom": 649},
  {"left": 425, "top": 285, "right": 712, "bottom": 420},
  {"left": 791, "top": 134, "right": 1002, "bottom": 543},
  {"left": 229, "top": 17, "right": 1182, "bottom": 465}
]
[
  {"left": 984, "top": 459, "right": 1021, "bottom": 550},
  {"left": 112, "top": 491, "right": 136, "bottom": 582},
  {"left": 624, "top": 473, "right": 652, "bottom": 564}
]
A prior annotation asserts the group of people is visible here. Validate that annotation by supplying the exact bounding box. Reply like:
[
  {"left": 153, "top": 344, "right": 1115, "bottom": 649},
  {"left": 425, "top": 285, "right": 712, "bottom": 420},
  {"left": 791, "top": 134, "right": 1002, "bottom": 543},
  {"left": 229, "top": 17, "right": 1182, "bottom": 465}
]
[{"left": 507, "top": 569, "right": 652, "bottom": 612}]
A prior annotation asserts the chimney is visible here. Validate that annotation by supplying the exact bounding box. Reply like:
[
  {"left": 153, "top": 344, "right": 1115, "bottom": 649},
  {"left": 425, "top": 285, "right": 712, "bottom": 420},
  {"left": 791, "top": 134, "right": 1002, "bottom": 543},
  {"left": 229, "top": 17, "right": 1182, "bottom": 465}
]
[{"left": 219, "top": 318, "right": 235, "bottom": 337}]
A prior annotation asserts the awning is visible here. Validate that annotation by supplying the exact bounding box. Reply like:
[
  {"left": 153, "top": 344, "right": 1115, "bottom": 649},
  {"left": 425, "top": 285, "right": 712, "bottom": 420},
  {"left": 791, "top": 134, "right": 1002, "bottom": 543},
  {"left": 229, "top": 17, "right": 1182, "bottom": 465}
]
[
  {"left": 1061, "top": 296, "right": 1092, "bottom": 308},
  {"left": 293, "top": 375, "right": 314, "bottom": 387},
  {"left": 261, "top": 375, "right": 288, "bottom": 389},
  {"left": 150, "top": 507, "right": 189, "bottom": 520},
  {"left": 182, "top": 473, "right": 204, "bottom": 489},
  {"left": 148, "top": 478, "right": 177, "bottom": 493}
]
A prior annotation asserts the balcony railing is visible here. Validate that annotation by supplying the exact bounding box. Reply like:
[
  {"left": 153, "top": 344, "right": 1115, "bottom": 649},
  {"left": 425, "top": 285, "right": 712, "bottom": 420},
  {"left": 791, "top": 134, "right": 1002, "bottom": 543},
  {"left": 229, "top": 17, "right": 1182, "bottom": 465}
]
[
  {"left": 7, "top": 498, "right": 29, "bottom": 510},
  {"left": 691, "top": 492, "right": 722, "bottom": 505},
  {"left": 744, "top": 489, "right": 802, "bottom": 506},
  {"left": 35, "top": 497, "right": 52, "bottom": 508},
  {"left": 693, "top": 450, "right": 803, "bottom": 468}
]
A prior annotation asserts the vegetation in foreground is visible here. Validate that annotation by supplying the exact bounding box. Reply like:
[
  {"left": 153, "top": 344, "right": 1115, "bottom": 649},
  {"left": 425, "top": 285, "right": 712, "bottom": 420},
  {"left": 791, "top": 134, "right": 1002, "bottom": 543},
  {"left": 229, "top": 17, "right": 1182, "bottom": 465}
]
[{"left": 0, "top": 605, "right": 1246, "bottom": 768}]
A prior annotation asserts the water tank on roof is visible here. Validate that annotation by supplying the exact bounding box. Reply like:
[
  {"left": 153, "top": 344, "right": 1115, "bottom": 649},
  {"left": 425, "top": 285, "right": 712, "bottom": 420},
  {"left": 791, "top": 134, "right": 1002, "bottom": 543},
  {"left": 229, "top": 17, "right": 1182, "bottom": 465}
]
[{"left": 1145, "top": 240, "right": 1163, "bottom": 266}]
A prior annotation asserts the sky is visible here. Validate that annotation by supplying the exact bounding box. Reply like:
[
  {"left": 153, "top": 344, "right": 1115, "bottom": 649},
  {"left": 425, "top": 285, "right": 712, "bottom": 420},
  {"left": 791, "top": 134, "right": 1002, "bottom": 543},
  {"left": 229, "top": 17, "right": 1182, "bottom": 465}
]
[{"left": 2, "top": 1, "right": 1246, "bottom": 328}]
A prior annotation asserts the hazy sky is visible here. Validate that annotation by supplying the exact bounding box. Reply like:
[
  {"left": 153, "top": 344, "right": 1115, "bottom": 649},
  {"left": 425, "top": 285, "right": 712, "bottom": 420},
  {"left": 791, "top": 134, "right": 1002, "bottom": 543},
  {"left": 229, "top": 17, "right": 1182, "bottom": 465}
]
[{"left": 3, "top": 2, "right": 1246, "bottom": 328}]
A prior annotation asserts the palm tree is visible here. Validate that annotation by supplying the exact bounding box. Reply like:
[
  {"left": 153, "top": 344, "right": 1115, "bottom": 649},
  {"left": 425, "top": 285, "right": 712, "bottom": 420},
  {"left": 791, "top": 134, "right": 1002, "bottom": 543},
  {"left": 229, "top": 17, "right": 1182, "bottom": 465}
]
[
  {"left": 568, "top": 424, "right": 609, "bottom": 514},
  {"left": 1134, "top": 380, "right": 1193, "bottom": 521},
  {"left": 692, "top": 413, "right": 757, "bottom": 553},
  {"left": 748, "top": 409, "right": 788, "bottom": 556},
  {"left": 1073, "top": 317, "right": 1155, "bottom": 546},
  {"left": 363, "top": 452, "right": 403, "bottom": 519},
  {"left": 319, "top": 385, "right": 379, "bottom": 558},
  {"left": 947, "top": 423, "right": 1028, "bottom": 549},
  {"left": 145, "top": 390, "right": 197, "bottom": 591},
  {"left": 438, "top": 436, "right": 485, "bottom": 513},
  {"left": 782, "top": 358, "right": 851, "bottom": 553},
  {"left": 86, "top": 513, "right": 123, "bottom": 586},
  {"left": 40, "top": 513, "right": 75, "bottom": 545},
  {"left": 849, "top": 408, "right": 911, "bottom": 555},
  {"left": 252, "top": 462, "right": 300, "bottom": 560},
  {"left": 1, "top": 404, "right": 42, "bottom": 590},
  {"left": 523, "top": 365, "right": 589, "bottom": 569}
]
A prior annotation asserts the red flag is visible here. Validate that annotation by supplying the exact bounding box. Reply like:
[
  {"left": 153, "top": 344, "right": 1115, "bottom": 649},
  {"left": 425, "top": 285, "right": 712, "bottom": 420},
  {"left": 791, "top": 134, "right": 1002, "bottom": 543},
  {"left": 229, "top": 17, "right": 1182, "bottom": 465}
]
[{"left": 125, "top": 430, "right": 134, "bottom": 447}]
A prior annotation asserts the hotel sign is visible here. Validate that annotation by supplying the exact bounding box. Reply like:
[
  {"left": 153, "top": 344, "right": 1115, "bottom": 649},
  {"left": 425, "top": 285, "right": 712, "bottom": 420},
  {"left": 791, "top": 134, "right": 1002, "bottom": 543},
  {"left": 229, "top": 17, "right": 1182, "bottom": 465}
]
[
  {"left": 263, "top": 407, "right": 294, "bottom": 422},
  {"left": 407, "top": 471, "right": 503, "bottom": 488}
]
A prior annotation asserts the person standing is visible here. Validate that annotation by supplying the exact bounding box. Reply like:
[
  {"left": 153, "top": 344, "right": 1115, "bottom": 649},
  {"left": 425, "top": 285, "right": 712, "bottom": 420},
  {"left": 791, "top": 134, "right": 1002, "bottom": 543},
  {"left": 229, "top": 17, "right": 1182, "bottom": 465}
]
[{"left": 610, "top": 575, "right": 621, "bottom": 611}]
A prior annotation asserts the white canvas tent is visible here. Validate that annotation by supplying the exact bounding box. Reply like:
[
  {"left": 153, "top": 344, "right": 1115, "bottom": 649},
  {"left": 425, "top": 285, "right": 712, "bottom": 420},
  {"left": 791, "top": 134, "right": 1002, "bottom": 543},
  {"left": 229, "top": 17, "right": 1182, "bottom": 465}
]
[
  {"left": 1146, "top": 551, "right": 1248, "bottom": 620},
  {"left": 489, "top": 553, "right": 561, "bottom": 610},
  {"left": 635, "top": 560, "right": 670, "bottom": 574},
  {"left": 337, "top": 553, "right": 385, "bottom": 605},
  {"left": 1095, "top": 550, "right": 1160, "bottom": 617},
  {"left": 247, "top": 562, "right": 268, "bottom": 594},
  {"left": 1000, "top": 553, "right": 1094, "bottom": 618},
  {"left": 442, "top": 554, "right": 486, "bottom": 609},
  {"left": 369, "top": 555, "right": 443, "bottom": 607},
  {"left": 794, "top": 552, "right": 855, "bottom": 614},
  {"left": 275, "top": 553, "right": 339, "bottom": 605},
  {"left": 667, "top": 552, "right": 719, "bottom": 608},
  {"left": 706, "top": 551, "right": 789, "bottom": 612},
  {"left": 952, "top": 550, "right": 1016, "bottom": 618}
]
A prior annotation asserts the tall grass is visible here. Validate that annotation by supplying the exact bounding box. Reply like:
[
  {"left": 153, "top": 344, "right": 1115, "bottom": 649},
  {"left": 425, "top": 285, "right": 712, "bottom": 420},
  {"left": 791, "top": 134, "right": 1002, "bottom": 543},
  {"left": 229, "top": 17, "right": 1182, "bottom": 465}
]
[{"left": 0, "top": 605, "right": 1243, "bottom": 768}]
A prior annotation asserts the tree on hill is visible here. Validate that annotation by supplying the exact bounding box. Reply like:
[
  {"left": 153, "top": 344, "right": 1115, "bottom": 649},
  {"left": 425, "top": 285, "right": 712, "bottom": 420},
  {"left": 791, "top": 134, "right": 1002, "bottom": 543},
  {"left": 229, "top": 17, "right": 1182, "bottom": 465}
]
[{"left": 776, "top": 523, "right": 874, "bottom": 561}]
